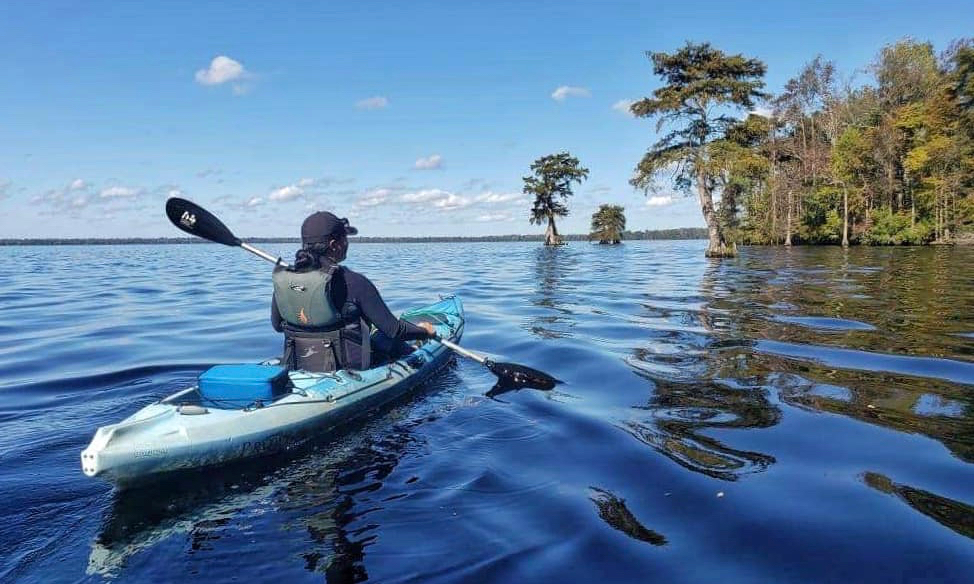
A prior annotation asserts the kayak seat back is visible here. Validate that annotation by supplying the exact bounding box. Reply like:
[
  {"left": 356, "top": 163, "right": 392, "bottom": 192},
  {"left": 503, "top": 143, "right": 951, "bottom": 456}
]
[{"left": 198, "top": 364, "right": 290, "bottom": 408}]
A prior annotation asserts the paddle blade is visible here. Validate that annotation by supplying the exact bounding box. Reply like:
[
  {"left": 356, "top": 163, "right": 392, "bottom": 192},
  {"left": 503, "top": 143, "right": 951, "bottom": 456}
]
[
  {"left": 486, "top": 361, "right": 559, "bottom": 391},
  {"left": 166, "top": 197, "right": 241, "bottom": 247}
]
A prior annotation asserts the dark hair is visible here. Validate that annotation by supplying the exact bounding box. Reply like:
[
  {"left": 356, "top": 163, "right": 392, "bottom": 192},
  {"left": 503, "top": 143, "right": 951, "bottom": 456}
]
[{"left": 293, "top": 242, "right": 334, "bottom": 271}]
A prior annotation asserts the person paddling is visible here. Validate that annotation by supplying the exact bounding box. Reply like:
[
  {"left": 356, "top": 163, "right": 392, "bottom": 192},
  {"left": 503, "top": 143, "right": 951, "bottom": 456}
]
[{"left": 270, "top": 211, "right": 434, "bottom": 372}]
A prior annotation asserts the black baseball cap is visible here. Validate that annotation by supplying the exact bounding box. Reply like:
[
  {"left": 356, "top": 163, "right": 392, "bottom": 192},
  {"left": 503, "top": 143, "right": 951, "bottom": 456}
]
[{"left": 301, "top": 211, "right": 358, "bottom": 244}]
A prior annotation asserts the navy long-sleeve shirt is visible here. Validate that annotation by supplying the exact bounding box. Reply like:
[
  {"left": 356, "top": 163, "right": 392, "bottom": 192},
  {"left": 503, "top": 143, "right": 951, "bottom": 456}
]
[{"left": 270, "top": 265, "right": 428, "bottom": 341}]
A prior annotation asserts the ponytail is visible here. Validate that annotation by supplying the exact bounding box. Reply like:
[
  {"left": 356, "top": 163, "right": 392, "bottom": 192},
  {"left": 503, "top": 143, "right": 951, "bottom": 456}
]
[{"left": 293, "top": 242, "right": 338, "bottom": 270}]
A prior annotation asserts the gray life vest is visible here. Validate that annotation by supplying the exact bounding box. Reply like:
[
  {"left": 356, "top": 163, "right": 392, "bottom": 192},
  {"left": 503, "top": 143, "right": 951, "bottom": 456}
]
[{"left": 271, "top": 265, "right": 370, "bottom": 372}]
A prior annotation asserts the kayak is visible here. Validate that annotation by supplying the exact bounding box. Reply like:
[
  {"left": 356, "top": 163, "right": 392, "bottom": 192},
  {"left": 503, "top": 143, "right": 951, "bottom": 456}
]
[{"left": 81, "top": 295, "right": 463, "bottom": 488}]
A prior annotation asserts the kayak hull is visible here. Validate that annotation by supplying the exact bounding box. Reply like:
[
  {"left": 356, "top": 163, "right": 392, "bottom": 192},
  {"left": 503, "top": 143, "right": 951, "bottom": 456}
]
[{"left": 81, "top": 295, "right": 464, "bottom": 488}]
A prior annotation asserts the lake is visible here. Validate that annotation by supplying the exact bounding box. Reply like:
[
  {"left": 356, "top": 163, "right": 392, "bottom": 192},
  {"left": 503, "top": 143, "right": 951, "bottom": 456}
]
[{"left": 1, "top": 240, "right": 973, "bottom": 583}]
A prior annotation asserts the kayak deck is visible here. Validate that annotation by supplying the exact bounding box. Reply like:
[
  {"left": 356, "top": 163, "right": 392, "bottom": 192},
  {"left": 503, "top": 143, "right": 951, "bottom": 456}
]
[{"left": 81, "top": 296, "right": 463, "bottom": 488}]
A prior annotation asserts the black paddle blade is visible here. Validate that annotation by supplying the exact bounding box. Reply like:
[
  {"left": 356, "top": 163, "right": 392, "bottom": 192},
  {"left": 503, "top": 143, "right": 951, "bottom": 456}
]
[
  {"left": 165, "top": 197, "right": 241, "bottom": 247},
  {"left": 486, "top": 361, "right": 559, "bottom": 391}
]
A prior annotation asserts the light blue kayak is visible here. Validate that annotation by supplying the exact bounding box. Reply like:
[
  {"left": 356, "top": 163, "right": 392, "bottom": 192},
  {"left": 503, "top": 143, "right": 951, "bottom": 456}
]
[{"left": 81, "top": 295, "right": 463, "bottom": 488}]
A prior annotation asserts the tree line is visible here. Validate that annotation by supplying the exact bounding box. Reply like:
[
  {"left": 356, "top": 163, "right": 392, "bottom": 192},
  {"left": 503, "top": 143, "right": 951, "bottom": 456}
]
[
  {"left": 0, "top": 229, "right": 706, "bottom": 247},
  {"left": 524, "top": 38, "right": 973, "bottom": 255},
  {"left": 635, "top": 38, "right": 974, "bottom": 252}
]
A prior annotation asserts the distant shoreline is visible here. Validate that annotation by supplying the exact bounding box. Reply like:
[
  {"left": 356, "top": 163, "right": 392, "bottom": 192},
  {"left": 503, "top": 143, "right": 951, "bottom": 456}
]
[{"left": 0, "top": 229, "right": 709, "bottom": 246}]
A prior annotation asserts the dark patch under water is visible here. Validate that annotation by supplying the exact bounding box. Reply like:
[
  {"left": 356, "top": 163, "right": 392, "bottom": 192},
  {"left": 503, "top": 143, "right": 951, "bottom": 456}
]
[{"left": 1, "top": 241, "right": 973, "bottom": 583}]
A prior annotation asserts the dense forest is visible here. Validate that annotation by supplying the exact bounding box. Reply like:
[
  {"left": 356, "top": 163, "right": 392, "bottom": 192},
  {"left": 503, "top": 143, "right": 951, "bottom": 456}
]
[{"left": 718, "top": 38, "right": 973, "bottom": 246}]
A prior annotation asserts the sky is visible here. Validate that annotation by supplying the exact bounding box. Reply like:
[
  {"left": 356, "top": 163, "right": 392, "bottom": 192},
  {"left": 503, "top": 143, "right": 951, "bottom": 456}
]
[{"left": 1, "top": 0, "right": 972, "bottom": 239}]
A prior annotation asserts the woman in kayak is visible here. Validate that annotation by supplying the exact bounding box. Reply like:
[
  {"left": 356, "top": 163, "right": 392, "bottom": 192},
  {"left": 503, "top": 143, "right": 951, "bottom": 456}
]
[{"left": 270, "top": 211, "right": 435, "bottom": 372}]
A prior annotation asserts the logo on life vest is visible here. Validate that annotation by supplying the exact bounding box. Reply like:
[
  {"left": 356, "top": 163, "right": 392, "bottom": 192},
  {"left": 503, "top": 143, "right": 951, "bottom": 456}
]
[
  {"left": 180, "top": 211, "right": 197, "bottom": 229},
  {"left": 298, "top": 308, "right": 310, "bottom": 325}
]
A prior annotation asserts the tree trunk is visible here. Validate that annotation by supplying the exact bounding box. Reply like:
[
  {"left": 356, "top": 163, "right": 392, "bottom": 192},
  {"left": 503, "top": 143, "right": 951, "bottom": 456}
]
[
  {"left": 785, "top": 189, "right": 793, "bottom": 246},
  {"left": 544, "top": 215, "right": 561, "bottom": 246},
  {"left": 842, "top": 184, "right": 849, "bottom": 248},
  {"left": 770, "top": 125, "right": 777, "bottom": 245},
  {"left": 770, "top": 189, "right": 777, "bottom": 244},
  {"left": 697, "top": 177, "right": 736, "bottom": 258}
]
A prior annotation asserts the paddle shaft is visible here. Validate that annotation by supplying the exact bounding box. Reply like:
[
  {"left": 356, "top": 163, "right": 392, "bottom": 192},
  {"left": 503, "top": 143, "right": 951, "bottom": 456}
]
[
  {"left": 240, "top": 242, "right": 290, "bottom": 268},
  {"left": 436, "top": 336, "right": 488, "bottom": 365}
]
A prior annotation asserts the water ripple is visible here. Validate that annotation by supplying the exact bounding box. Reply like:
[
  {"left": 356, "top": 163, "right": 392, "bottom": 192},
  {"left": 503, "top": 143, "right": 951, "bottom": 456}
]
[{"left": 3, "top": 241, "right": 974, "bottom": 583}]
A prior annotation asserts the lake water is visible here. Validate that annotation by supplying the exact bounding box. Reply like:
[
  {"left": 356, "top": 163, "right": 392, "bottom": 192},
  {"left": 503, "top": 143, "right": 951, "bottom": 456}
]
[{"left": 1, "top": 241, "right": 973, "bottom": 583}]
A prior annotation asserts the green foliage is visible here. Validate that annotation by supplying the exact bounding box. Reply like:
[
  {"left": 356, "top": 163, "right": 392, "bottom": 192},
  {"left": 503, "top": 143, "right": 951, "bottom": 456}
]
[
  {"left": 523, "top": 152, "right": 589, "bottom": 226},
  {"left": 631, "top": 42, "right": 765, "bottom": 257},
  {"left": 630, "top": 42, "right": 767, "bottom": 193},
  {"left": 799, "top": 187, "right": 843, "bottom": 243},
  {"left": 696, "top": 37, "right": 974, "bottom": 247},
  {"left": 590, "top": 204, "right": 627, "bottom": 244},
  {"left": 953, "top": 45, "right": 974, "bottom": 121},
  {"left": 862, "top": 208, "right": 933, "bottom": 245},
  {"left": 874, "top": 39, "right": 940, "bottom": 107}
]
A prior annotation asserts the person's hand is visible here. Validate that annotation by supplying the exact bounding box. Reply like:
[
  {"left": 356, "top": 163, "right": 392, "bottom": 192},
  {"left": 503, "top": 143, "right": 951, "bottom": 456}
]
[{"left": 419, "top": 322, "right": 435, "bottom": 337}]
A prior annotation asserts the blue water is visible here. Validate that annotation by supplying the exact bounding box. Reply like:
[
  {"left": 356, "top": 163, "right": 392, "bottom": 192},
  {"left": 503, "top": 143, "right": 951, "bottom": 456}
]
[{"left": 2, "top": 241, "right": 973, "bottom": 583}]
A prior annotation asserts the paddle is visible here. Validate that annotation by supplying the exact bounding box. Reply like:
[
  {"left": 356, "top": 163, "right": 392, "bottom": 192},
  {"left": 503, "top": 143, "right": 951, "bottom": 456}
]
[
  {"left": 164, "top": 197, "right": 559, "bottom": 391},
  {"left": 165, "top": 197, "right": 291, "bottom": 268},
  {"left": 435, "top": 337, "right": 558, "bottom": 391}
]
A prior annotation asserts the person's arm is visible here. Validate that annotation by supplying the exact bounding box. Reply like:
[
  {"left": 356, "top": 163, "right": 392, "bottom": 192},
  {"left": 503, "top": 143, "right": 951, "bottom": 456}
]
[
  {"left": 345, "top": 271, "right": 433, "bottom": 340},
  {"left": 270, "top": 293, "right": 285, "bottom": 333}
]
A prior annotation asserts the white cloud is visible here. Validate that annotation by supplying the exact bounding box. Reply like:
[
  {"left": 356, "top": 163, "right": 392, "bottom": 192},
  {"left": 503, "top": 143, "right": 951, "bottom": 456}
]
[
  {"left": 99, "top": 186, "right": 139, "bottom": 198},
  {"left": 0, "top": 179, "right": 10, "bottom": 200},
  {"left": 749, "top": 106, "right": 774, "bottom": 118},
  {"left": 414, "top": 154, "right": 443, "bottom": 170},
  {"left": 356, "top": 96, "right": 389, "bottom": 110},
  {"left": 401, "top": 189, "right": 450, "bottom": 203},
  {"left": 475, "top": 213, "right": 513, "bottom": 222},
  {"left": 297, "top": 177, "right": 316, "bottom": 188},
  {"left": 432, "top": 193, "right": 470, "bottom": 211},
  {"left": 399, "top": 189, "right": 471, "bottom": 212},
  {"left": 645, "top": 195, "right": 675, "bottom": 207},
  {"left": 70, "top": 195, "right": 89, "bottom": 208},
  {"left": 551, "top": 85, "right": 591, "bottom": 101},
  {"left": 268, "top": 184, "right": 304, "bottom": 202},
  {"left": 167, "top": 188, "right": 183, "bottom": 198},
  {"left": 69, "top": 178, "right": 87, "bottom": 190},
  {"left": 195, "top": 55, "right": 247, "bottom": 86},
  {"left": 246, "top": 196, "right": 262, "bottom": 207},
  {"left": 612, "top": 99, "right": 636, "bottom": 117},
  {"left": 357, "top": 188, "right": 392, "bottom": 207},
  {"left": 474, "top": 191, "right": 525, "bottom": 205}
]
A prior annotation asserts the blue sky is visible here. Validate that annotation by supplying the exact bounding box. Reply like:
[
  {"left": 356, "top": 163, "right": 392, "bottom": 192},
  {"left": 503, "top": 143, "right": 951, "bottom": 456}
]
[{"left": 1, "top": 0, "right": 971, "bottom": 238}]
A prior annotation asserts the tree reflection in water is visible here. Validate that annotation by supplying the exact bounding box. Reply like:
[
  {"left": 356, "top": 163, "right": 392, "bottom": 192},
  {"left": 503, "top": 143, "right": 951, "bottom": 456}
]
[
  {"left": 527, "top": 246, "right": 578, "bottom": 340},
  {"left": 625, "top": 246, "right": 974, "bottom": 482},
  {"left": 589, "top": 487, "right": 667, "bottom": 546},
  {"left": 624, "top": 260, "right": 781, "bottom": 481},
  {"left": 864, "top": 472, "right": 974, "bottom": 541}
]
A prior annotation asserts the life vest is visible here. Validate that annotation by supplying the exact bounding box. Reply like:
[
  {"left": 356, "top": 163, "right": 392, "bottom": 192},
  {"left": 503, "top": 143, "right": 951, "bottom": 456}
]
[{"left": 271, "top": 264, "right": 370, "bottom": 372}]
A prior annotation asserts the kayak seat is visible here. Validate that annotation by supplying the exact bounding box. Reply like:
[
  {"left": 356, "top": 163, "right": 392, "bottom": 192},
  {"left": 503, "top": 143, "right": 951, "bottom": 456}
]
[{"left": 198, "top": 364, "right": 290, "bottom": 408}]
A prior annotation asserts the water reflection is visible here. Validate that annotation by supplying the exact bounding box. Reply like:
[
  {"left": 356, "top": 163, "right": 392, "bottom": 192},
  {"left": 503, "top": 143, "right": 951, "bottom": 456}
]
[
  {"left": 87, "top": 386, "right": 445, "bottom": 581},
  {"left": 589, "top": 487, "right": 667, "bottom": 546},
  {"left": 88, "top": 461, "right": 284, "bottom": 577},
  {"left": 624, "top": 261, "right": 780, "bottom": 481},
  {"left": 527, "top": 247, "right": 576, "bottom": 339},
  {"left": 623, "top": 379, "right": 778, "bottom": 481},
  {"left": 864, "top": 472, "right": 974, "bottom": 541},
  {"left": 626, "top": 245, "right": 974, "bottom": 481}
]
